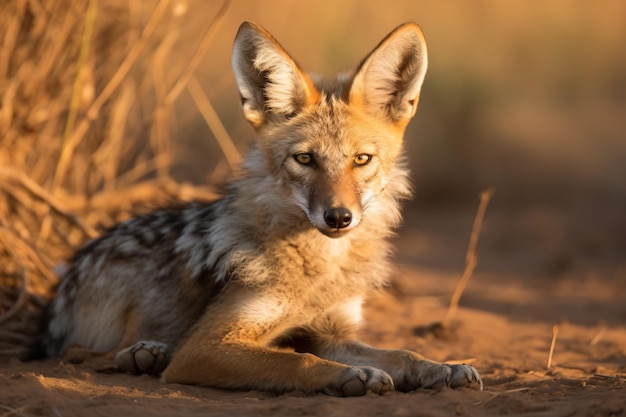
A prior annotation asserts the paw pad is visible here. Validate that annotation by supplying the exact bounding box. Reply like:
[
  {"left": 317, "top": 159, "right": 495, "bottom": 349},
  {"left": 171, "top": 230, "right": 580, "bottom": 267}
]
[{"left": 115, "top": 341, "right": 170, "bottom": 375}]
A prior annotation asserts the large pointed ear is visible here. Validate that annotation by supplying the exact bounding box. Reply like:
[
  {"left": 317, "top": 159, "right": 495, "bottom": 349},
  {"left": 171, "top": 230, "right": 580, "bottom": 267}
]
[
  {"left": 349, "top": 22, "right": 428, "bottom": 127},
  {"left": 231, "top": 22, "right": 320, "bottom": 129}
]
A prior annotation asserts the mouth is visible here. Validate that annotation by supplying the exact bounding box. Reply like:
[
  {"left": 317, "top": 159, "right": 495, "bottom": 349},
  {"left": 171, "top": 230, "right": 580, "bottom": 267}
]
[{"left": 317, "top": 227, "right": 352, "bottom": 238}]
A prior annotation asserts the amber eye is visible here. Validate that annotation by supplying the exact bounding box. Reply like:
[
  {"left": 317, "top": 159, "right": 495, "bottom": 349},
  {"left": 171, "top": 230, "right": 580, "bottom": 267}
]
[
  {"left": 354, "top": 154, "right": 372, "bottom": 166},
  {"left": 294, "top": 153, "right": 313, "bottom": 165}
]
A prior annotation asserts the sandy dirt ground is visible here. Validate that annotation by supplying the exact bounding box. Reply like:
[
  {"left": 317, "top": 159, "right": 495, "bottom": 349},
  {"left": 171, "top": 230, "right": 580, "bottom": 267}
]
[{"left": 1, "top": 201, "right": 625, "bottom": 417}]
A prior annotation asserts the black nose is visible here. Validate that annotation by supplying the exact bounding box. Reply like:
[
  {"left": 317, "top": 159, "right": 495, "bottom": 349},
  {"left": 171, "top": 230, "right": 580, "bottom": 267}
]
[{"left": 324, "top": 207, "right": 352, "bottom": 229}]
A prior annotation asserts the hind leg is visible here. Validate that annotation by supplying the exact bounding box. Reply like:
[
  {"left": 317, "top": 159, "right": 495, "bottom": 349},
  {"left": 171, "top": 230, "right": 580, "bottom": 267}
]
[{"left": 115, "top": 341, "right": 170, "bottom": 375}]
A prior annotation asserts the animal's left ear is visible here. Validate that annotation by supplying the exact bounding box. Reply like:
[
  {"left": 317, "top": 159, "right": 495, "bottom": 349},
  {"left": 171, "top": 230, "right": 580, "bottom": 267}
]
[{"left": 349, "top": 22, "right": 428, "bottom": 127}]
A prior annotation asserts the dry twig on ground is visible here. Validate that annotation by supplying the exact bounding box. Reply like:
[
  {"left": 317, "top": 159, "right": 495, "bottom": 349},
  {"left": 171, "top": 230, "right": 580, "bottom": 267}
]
[{"left": 443, "top": 187, "right": 495, "bottom": 326}]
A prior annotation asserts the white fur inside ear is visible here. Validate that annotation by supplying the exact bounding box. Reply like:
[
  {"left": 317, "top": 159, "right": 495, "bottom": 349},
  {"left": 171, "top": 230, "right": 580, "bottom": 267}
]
[
  {"left": 351, "top": 24, "right": 428, "bottom": 123},
  {"left": 236, "top": 82, "right": 264, "bottom": 127},
  {"left": 254, "top": 47, "right": 307, "bottom": 115},
  {"left": 366, "top": 38, "right": 426, "bottom": 112},
  {"left": 231, "top": 23, "right": 311, "bottom": 126},
  {"left": 231, "top": 39, "right": 264, "bottom": 125}
]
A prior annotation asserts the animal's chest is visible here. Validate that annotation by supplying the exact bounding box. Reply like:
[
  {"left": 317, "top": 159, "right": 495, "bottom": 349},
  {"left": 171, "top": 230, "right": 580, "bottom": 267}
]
[
  {"left": 229, "top": 232, "right": 386, "bottom": 335},
  {"left": 269, "top": 253, "right": 371, "bottom": 325},
  {"left": 275, "top": 233, "right": 381, "bottom": 291}
]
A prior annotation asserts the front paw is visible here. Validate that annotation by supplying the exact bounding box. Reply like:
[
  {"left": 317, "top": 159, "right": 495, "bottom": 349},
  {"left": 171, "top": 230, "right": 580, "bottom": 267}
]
[
  {"left": 115, "top": 341, "right": 170, "bottom": 375},
  {"left": 397, "top": 357, "right": 483, "bottom": 391},
  {"left": 324, "top": 366, "right": 395, "bottom": 397},
  {"left": 448, "top": 363, "right": 482, "bottom": 390}
]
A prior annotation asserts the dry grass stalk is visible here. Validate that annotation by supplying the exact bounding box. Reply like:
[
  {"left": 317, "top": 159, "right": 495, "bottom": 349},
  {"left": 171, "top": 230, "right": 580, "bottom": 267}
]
[
  {"left": 38, "top": 0, "right": 98, "bottom": 240},
  {"left": 63, "top": 0, "right": 97, "bottom": 142},
  {"left": 547, "top": 324, "right": 559, "bottom": 369},
  {"left": 0, "top": 168, "right": 98, "bottom": 239},
  {"left": 443, "top": 187, "right": 495, "bottom": 325},
  {"left": 444, "top": 358, "right": 477, "bottom": 365},
  {"left": 0, "top": 230, "right": 27, "bottom": 325},
  {"left": 476, "top": 387, "right": 531, "bottom": 407},
  {"left": 150, "top": 0, "right": 231, "bottom": 179},
  {"left": 590, "top": 321, "right": 607, "bottom": 346},
  {"left": 187, "top": 75, "right": 242, "bottom": 169},
  {"left": 0, "top": 404, "right": 30, "bottom": 417},
  {"left": 50, "top": 0, "right": 172, "bottom": 193},
  {"left": 163, "top": 0, "right": 231, "bottom": 107}
]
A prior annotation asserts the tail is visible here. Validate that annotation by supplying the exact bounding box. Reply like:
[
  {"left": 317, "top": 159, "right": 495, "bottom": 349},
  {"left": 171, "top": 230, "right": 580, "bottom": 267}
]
[
  {"left": 22, "top": 301, "right": 72, "bottom": 361},
  {"left": 20, "top": 305, "right": 53, "bottom": 361},
  {"left": 0, "top": 290, "right": 54, "bottom": 361},
  {"left": 21, "top": 263, "right": 74, "bottom": 361}
]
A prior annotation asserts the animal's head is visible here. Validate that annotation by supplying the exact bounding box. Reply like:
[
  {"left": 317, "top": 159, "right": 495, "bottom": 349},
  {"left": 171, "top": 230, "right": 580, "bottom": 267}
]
[{"left": 232, "top": 22, "right": 427, "bottom": 238}]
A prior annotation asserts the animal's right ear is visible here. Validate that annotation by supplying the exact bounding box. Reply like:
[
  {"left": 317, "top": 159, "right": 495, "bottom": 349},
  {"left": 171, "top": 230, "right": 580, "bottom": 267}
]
[{"left": 232, "top": 22, "right": 319, "bottom": 129}]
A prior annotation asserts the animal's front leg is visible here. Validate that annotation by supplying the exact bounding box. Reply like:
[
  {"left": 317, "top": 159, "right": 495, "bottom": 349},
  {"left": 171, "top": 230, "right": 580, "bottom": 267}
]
[
  {"left": 298, "top": 299, "right": 482, "bottom": 391},
  {"left": 164, "top": 341, "right": 393, "bottom": 396},
  {"left": 160, "top": 287, "right": 394, "bottom": 396},
  {"left": 313, "top": 341, "right": 482, "bottom": 391}
]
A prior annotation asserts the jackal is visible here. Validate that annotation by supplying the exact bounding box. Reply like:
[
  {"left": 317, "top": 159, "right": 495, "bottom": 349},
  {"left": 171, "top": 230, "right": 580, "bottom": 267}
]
[{"left": 40, "top": 21, "right": 482, "bottom": 396}]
